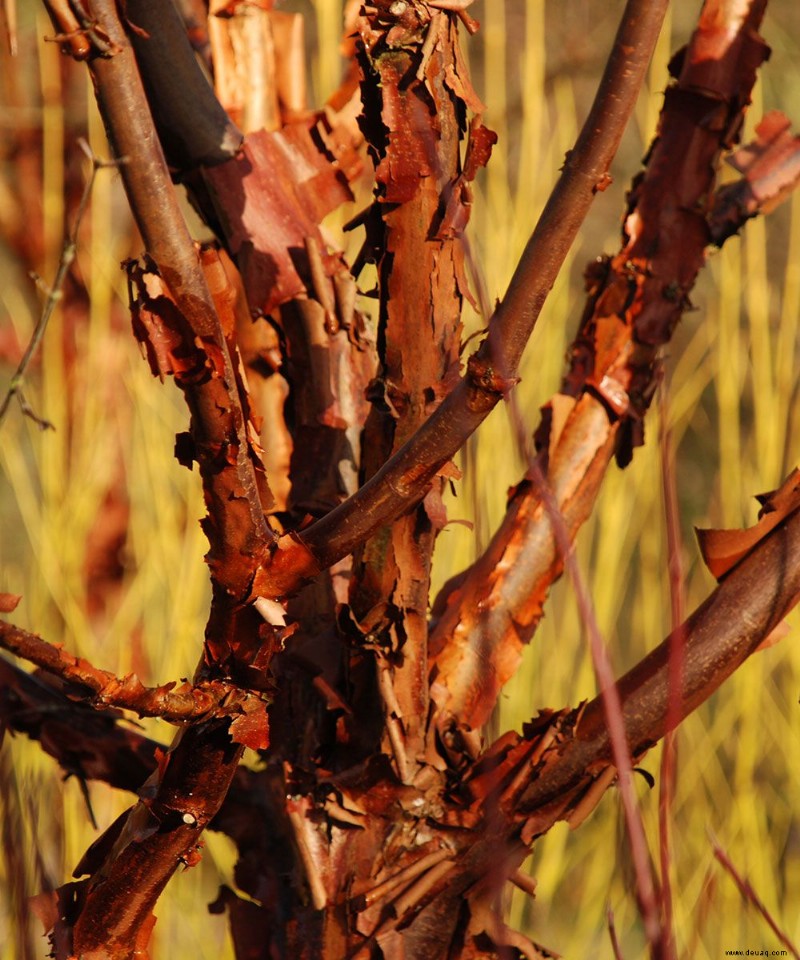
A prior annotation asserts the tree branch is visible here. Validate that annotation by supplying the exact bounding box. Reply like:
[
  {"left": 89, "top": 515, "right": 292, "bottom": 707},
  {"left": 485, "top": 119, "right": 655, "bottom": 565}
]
[
  {"left": 427, "top": 0, "right": 773, "bottom": 731},
  {"left": 518, "top": 504, "right": 800, "bottom": 820},
  {"left": 256, "top": 0, "right": 670, "bottom": 597},
  {"left": 32, "top": 2, "right": 281, "bottom": 953},
  {"left": 0, "top": 621, "right": 266, "bottom": 723},
  {"left": 87, "top": 1, "right": 275, "bottom": 601}
]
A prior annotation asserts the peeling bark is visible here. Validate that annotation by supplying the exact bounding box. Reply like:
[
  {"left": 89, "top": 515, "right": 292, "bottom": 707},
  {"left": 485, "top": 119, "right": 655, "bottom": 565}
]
[
  {"left": 7, "top": 0, "right": 800, "bottom": 957},
  {"left": 346, "top": 4, "right": 480, "bottom": 774},
  {"left": 428, "top": 0, "right": 772, "bottom": 733},
  {"left": 252, "top": 0, "right": 670, "bottom": 600}
]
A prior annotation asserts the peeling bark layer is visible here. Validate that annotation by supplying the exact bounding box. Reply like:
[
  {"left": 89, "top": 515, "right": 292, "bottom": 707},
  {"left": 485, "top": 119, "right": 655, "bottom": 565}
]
[{"left": 428, "top": 0, "right": 772, "bottom": 733}]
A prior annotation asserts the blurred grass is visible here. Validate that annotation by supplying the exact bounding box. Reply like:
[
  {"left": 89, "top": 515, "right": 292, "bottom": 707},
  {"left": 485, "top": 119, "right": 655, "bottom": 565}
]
[{"left": 1, "top": 1, "right": 799, "bottom": 958}]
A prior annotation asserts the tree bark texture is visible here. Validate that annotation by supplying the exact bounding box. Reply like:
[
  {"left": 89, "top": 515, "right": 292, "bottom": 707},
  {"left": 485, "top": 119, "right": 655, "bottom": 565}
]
[{"left": 3, "top": 0, "right": 800, "bottom": 957}]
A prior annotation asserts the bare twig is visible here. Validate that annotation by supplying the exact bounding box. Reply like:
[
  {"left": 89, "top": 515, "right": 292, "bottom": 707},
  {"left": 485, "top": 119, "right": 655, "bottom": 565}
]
[
  {"left": 510, "top": 411, "right": 665, "bottom": 953},
  {"left": 608, "top": 905, "right": 626, "bottom": 960},
  {"left": 0, "top": 141, "right": 122, "bottom": 430},
  {"left": 657, "top": 371, "right": 685, "bottom": 955},
  {"left": 0, "top": 621, "right": 262, "bottom": 723},
  {"left": 711, "top": 834, "right": 800, "bottom": 960},
  {"left": 358, "top": 848, "right": 454, "bottom": 909},
  {"left": 470, "top": 359, "right": 666, "bottom": 951}
]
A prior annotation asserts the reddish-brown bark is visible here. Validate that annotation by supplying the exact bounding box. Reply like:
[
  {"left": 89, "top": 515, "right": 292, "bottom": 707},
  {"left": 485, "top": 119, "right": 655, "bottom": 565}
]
[
  {"left": 428, "top": 0, "right": 774, "bottom": 733},
  {"left": 3, "top": 0, "right": 800, "bottom": 957},
  {"left": 346, "top": 6, "right": 483, "bottom": 774},
  {"left": 251, "top": 0, "right": 671, "bottom": 599}
]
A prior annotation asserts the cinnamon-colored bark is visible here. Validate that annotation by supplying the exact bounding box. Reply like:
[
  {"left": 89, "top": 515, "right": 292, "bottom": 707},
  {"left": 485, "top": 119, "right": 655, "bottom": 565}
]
[
  {"left": 346, "top": 6, "right": 478, "bottom": 773},
  {"left": 428, "top": 0, "right": 772, "bottom": 732},
  {"left": 5, "top": 1, "right": 800, "bottom": 958},
  {"left": 252, "top": 0, "right": 671, "bottom": 599}
]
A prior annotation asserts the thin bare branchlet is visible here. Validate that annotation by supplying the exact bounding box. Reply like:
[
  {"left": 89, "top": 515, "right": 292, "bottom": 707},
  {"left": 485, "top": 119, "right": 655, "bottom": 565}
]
[
  {"left": 657, "top": 370, "right": 686, "bottom": 955},
  {"left": 504, "top": 390, "right": 667, "bottom": 957},
  {"left": 608, "top": 905, "right": 626, "bottom": 960},
  {"left": 0, "top": 140, "right": 123, "bottom": 430},
  {"left": 711, "top": 833, "right": 800, "bottom": 960}
]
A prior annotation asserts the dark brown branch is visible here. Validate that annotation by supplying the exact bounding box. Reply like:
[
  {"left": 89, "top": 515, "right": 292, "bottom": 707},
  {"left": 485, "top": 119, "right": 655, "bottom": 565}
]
[
  {"left": 256, "top": 0, "right": 669, "bottom": 597},
  {"left": 518, "top": 505, "right": 800, "bottom": 818},
  {"left": 121, "top": 0, "right": 242, "bottom": 170}
]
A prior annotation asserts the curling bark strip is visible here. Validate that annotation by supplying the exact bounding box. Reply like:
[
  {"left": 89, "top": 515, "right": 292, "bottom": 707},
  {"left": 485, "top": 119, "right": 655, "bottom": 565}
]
[
  {"left": 254, "top": 0, "right": 669, "bottom": 599},
  {"left": 427, "top": 0, "right": 772, "bottom": 732}
]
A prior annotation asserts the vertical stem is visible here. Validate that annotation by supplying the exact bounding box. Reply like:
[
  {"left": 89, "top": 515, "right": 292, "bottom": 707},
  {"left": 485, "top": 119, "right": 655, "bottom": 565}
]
[{"left": 349, "top": 11, "right": 467, "bottom": 770}]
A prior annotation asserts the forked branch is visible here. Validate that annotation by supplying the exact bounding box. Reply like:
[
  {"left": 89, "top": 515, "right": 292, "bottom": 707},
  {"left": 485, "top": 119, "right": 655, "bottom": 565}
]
[
  {"left": 255, "top": 0, "right": 670, "bottom": 597},
  {"left": 428, "top": 0, "right": 777, "bottom": 731}
]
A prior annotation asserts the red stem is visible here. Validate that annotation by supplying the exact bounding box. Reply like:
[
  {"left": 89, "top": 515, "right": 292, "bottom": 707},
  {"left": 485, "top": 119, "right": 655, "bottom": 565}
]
[{"left": 657, "top": 374, "right": 685, "bottom": 956}]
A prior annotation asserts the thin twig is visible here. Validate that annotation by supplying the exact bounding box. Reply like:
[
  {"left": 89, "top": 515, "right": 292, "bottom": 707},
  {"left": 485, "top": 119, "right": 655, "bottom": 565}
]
[
  {"left": 711, "top": 833, "right": 800, "bottom": 960},
  {"left": 505, "top": 389, "right": 666, "bottom": 956},
  {"left": 657, "top": 369, "right": 685, "bottom": 957},
  {"left": 608, "top": 904, "right": 626, "bottom": 960},
  {"left": 509, "top": 869, "right": 538, "bottom": 900},
  {"left": 0, "top": 140, "right": 123, "bottom": 430}
]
